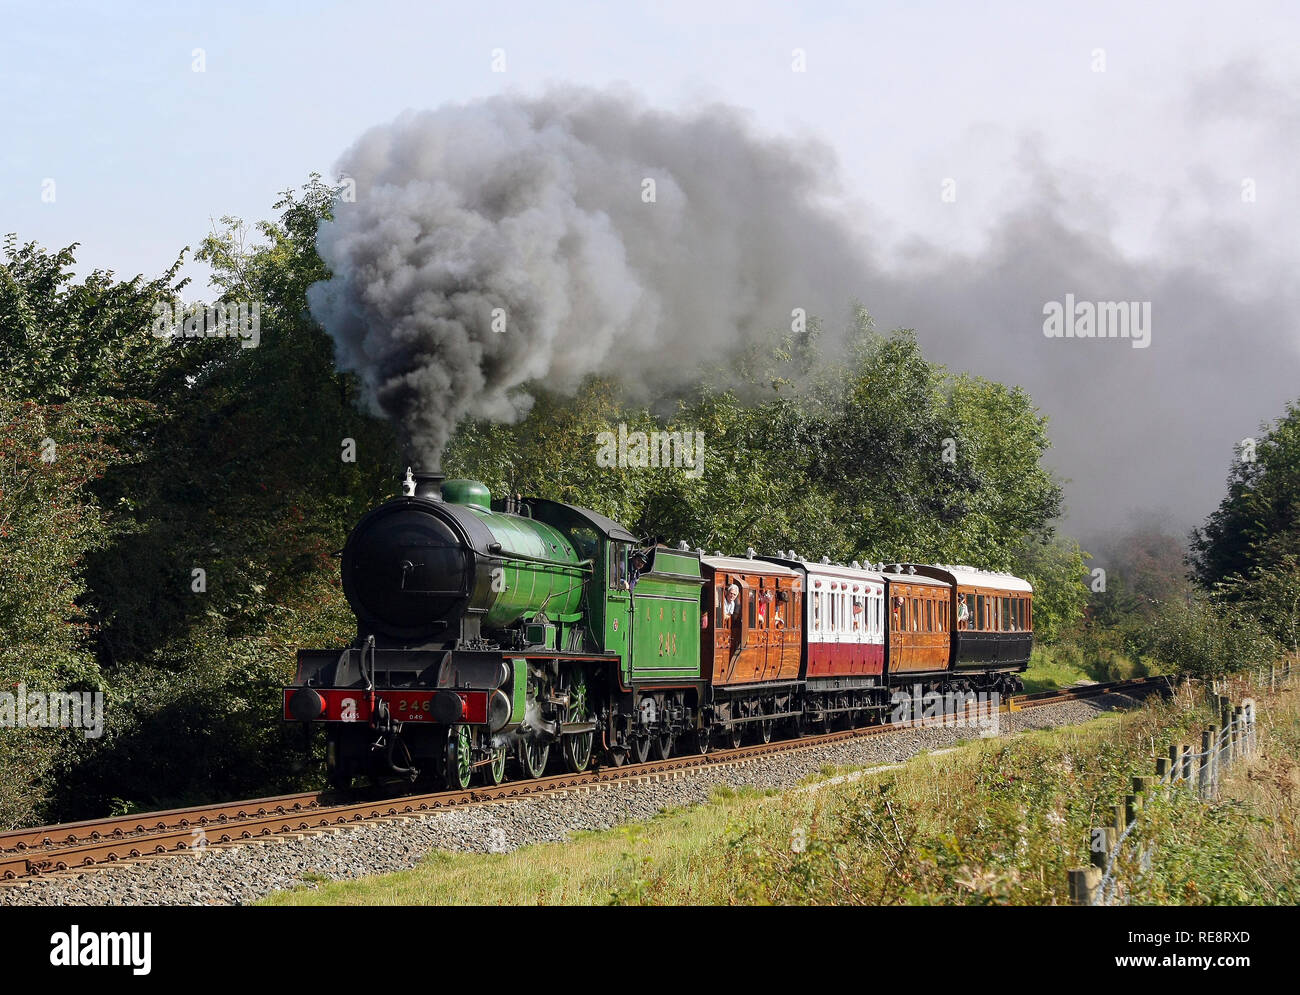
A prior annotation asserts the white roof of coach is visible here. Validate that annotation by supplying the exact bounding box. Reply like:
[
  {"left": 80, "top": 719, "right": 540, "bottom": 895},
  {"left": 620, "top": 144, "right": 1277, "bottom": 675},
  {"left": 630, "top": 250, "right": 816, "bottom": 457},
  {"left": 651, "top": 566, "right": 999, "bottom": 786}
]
[
  {"left": 701, "top": 555, "right": 801, "bottom": 578},
  {"left": 880, "top": 571, "right": 950, "bottom": 587},
  {"left": 803, "top": 562, "right": 885, "bottom": 586},
  {"left": 931, "top": 564, "right": 1033, "bottom": 593}
]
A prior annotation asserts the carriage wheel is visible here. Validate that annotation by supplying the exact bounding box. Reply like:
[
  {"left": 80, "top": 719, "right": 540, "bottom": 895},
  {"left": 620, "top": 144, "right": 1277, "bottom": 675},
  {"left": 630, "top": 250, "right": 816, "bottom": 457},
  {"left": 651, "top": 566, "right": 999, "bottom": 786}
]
[
  {"left": 652, "top": 732, "right": 674, "bottom": 760},
  {"left": 630, "top": 735, "right": 652, "bottom": 765}
]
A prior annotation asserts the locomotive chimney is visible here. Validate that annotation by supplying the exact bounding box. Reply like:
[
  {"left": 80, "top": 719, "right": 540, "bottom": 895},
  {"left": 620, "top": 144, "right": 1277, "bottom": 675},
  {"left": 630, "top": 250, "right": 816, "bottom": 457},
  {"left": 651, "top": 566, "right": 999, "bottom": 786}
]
[{"left": 405, "top": 466, "right": 445, "bottom": 501}]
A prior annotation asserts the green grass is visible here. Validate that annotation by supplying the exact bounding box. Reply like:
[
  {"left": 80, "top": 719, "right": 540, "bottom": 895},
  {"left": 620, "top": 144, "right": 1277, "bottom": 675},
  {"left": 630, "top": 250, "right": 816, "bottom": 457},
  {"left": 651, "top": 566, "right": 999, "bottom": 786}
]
[
  {"left": 260, "top": 709, "right": 1133, "bottom": 906},
  {"left": 261, "top": 787, "right": 764, "bottom": 906},
  {"left": 1020, "top": 643, "right": 1093, "bottom": 692},
  {"left": 261, "top": 684, "right": 1300, "bottom": 906}
]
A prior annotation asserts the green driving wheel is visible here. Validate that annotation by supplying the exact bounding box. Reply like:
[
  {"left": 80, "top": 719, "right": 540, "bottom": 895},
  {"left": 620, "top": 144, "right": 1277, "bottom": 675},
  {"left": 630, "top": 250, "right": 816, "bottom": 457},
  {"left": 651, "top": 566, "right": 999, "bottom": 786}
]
[
  {"left": 563, "top": 672, "right": 595, "bottom": 773},
  {"left": 481, "top": 741, "right": 506, "bottom": 785},
  {"left": 446, "top": 725, "right": 472, "bottom": 790},
  {"left": 519, "top": 739, "right": 549, "bottom": 779}
]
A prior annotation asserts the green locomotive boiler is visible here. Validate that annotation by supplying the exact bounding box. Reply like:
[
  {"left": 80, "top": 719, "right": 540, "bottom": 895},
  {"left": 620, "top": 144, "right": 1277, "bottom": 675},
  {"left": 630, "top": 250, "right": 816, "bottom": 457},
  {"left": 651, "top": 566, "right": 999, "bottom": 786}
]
[{"left": 284, "top": 471, "right": 705, "bottom": 788}]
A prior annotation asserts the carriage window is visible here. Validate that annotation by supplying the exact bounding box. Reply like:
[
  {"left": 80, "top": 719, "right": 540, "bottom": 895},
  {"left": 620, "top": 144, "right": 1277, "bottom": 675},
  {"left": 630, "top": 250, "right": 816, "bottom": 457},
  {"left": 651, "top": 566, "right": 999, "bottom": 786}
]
[
  {"left": 925, "top": 600, "right": 932, "bottom": 632},
  {"left": 748, "top": 590, "right": 756, "bottom": 627},
  {"left": 976, "top": 596, "right": 985, "bottom": 630}
]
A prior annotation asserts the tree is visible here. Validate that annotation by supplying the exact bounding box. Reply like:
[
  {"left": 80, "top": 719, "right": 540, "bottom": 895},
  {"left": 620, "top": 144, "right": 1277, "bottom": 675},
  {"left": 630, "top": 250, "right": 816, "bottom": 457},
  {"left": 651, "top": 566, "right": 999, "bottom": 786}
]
[
  {"left": 1191, "top": 402, "right": 1300, "bottom": 587},
  {"left": 1012, "top": 538, "right": 1089, "bottom": 644}
]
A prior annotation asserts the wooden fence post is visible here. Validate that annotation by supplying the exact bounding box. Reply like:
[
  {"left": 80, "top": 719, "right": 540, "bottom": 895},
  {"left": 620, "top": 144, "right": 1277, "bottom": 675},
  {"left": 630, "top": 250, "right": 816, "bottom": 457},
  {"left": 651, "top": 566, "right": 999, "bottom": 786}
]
[
  {"left": 1069, "top": 867, "right": 1102, "bottom": 906},
  {"left": 1125, "top": 793, "right": 1140, "bottom": 825},
  {"left": 1198, "top": 729, "right": 1213, "bottom": 798}
]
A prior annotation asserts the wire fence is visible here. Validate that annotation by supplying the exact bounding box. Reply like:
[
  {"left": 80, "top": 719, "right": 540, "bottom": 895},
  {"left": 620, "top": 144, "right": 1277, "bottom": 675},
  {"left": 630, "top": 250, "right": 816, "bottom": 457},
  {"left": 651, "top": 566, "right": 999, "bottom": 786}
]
[{"left": 1067, "top": 659, "right": 1293, "bottom": 906}]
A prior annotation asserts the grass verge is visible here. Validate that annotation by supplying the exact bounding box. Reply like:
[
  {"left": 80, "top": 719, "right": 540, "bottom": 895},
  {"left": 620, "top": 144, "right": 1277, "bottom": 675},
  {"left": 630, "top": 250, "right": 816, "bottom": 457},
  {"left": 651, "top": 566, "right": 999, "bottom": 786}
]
[{"left": 261, "top": 683, "right": 1299, "bottom": 906}]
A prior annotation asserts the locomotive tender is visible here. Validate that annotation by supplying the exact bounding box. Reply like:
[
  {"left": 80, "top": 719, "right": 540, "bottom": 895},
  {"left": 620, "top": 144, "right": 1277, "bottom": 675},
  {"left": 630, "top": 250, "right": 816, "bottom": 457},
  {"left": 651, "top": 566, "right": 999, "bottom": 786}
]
[{"left": 284, "top": 472, "right": 1033, "bottom": 788}]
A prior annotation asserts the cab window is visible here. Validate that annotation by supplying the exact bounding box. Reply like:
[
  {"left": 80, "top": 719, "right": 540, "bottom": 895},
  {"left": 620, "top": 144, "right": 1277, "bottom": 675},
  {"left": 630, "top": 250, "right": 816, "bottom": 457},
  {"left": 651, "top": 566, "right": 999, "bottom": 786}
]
[{"left": 608, "top": 543, "right": 628, "bottom": 590}]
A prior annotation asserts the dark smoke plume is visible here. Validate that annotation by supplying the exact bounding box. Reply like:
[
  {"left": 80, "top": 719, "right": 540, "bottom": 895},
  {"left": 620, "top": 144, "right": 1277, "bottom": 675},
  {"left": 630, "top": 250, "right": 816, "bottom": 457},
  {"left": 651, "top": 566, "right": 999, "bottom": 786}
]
[
  {"left": 310, "top": 76, "right": 1299, "bottom": 540},
  {"left": 308, "top": 87, "right": 868, "bottom": 467}
]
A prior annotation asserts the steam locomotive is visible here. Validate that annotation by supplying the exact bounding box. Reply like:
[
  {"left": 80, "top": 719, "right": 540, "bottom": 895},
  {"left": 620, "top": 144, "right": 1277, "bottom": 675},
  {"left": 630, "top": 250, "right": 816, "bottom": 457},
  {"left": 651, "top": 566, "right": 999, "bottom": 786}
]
[{"left": 284, "top": 471, "right": 1033, "bottom": 789}]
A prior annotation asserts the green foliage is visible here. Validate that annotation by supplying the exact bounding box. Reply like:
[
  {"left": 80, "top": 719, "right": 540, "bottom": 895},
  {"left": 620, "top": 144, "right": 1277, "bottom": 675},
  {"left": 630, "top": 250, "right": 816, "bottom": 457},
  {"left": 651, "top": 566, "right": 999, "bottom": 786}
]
[
  {"left": 1011, "top": 537, "right": 1088, "bottom": 643},
  {"left": 0, "top": 401, "right": 122, "bottom": 826},
  {"left": 1132, "top": 593, "right": 1280, "bottom": 679},
  {"left": 1213, "top": 555, "right": 1300, "bottom": 656},
  {"left": 720, "top": 696, "right": 1278, "bottom": 905},
  {"left": 447, "top": 318, "right": 1065, "bottom": 568},
  {"left": 1, "top": 179, "right": 400, "bottom": 821},
  {"left": 1192, "top": 402, "right": 1300, "bottom": 588},
  {"left": 0, "top": 234, "right": 185, "bottom": 404}
]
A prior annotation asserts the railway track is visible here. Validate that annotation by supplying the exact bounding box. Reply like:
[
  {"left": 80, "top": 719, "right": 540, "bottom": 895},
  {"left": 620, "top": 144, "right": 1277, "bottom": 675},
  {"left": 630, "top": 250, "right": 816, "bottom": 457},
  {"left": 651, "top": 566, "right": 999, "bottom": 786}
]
[{"left": 0, "top": 676, "right": 1168, "bottom": 883}]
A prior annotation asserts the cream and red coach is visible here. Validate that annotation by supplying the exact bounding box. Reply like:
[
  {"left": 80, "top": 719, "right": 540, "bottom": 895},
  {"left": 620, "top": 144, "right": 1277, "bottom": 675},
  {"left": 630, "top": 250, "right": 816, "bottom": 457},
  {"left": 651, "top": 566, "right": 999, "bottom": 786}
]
[{"left": 762, "top": 555, "right": 886, "bottom": 730}]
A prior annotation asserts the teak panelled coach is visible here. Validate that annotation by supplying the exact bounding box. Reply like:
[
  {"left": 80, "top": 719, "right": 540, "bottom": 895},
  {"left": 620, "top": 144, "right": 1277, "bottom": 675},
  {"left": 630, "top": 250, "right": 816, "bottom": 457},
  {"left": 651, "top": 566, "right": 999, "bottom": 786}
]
[{"left": 284, "top": 473, "right": 1034, "bottom": 789}]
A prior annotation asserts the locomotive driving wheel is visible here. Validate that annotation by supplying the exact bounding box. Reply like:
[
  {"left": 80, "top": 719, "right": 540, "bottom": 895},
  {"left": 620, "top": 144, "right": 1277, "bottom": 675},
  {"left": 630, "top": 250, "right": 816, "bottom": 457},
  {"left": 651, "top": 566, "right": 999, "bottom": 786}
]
[
  {"left": 563, "top": 672, "right": 595, "bottom": 773},
  {"left": 446, "top": 725, "right": 473, "bottom": 790},
  {"left": 482, "top": 742, "right": 507, "bottom": 786},
  {"left": 652, "top": 731, "right": 673, "bottom": 760},
  {"left": 519, "top": 738, "right": 550, "bottom": 779},
  {"left": 728, "top": 723, "right": 743, "bottom": 750}
]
